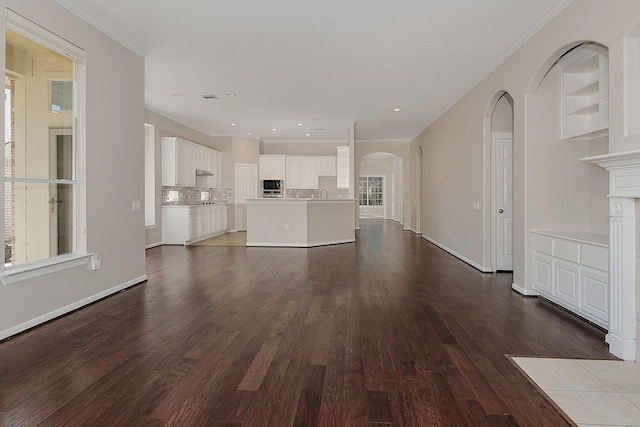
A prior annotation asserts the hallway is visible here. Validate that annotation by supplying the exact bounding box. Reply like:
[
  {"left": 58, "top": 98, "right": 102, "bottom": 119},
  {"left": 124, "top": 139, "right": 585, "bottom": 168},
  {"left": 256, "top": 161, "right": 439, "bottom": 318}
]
[{"left": 0, "top": 220, "right": 615, "bottom": 425}]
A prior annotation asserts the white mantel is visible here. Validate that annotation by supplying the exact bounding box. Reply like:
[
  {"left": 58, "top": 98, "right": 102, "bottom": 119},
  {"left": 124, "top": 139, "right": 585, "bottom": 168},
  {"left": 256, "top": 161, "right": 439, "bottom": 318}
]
[{"left": 582, "top": 150, "right": 640, "bottom": 361}]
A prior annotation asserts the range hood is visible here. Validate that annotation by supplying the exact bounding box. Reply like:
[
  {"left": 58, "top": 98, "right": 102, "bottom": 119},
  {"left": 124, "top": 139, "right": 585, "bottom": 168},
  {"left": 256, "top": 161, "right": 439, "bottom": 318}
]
[{"left": 195, "top": 169, "right": 214, "bottom": 176}]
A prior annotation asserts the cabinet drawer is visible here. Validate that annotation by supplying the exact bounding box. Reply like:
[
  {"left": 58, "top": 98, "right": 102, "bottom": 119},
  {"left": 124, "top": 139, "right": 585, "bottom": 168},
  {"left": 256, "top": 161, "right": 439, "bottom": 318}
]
[
  {"left": 553, "top": 239, "right": 580, "bottom": 263},
  {"left": 532, "top": 234, "right": 553, "bottom": 255},
  {"left": 581, "top": 244, "right": 608, "bottom": 272}
]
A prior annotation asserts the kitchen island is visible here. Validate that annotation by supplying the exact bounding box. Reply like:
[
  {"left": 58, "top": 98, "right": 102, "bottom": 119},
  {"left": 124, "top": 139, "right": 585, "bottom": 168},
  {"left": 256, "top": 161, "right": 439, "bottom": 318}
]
[{"left": 246, "top": 198, "right": 356, "bottom": 247}]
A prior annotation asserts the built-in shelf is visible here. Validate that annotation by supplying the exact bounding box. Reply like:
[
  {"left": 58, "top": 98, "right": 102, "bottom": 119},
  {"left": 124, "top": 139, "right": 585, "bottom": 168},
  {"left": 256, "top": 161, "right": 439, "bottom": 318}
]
[{"left": 561, "top": 44, "right": 609, "bottom": 140}]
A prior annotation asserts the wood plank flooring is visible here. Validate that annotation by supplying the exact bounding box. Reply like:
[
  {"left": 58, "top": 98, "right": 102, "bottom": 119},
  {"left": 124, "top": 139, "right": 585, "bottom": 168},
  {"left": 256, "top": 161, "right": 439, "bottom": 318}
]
[{"left": 0, "top": 220, "right": 616, "bottom": 426}]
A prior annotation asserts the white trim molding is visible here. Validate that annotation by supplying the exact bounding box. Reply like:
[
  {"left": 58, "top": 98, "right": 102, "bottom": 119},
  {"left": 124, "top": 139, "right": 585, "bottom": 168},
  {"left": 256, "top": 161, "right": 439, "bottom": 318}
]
[{"left": 512, "top": 283, "right": 541, "bottom": 296}]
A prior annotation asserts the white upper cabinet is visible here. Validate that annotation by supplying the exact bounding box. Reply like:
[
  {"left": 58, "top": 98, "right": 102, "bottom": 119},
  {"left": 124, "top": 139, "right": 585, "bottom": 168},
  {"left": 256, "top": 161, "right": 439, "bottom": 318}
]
[
  {"left": 162, "top": 137, "right": 222, "bottom": 187},
  {"left": 317, "top": 156, "right": 337, "bottom": 176},
  {"left": 259, "top": 154, "right": 286, "bottom": 180},
  {"left": 286, "top": 156, "right": 318, "bottom": 189},
  {"left": 561, "top": 44, "right": 609, "bottom": 140}
]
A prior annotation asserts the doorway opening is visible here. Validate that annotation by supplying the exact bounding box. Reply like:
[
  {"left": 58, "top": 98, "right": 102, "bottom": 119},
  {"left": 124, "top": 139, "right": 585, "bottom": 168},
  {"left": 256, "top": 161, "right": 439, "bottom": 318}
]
[
  {"left": 358, "top": 152, "right": 403, "bottom": 222},
  {"left": 490, "top": 92, "right": 514, "bottom": 271}
]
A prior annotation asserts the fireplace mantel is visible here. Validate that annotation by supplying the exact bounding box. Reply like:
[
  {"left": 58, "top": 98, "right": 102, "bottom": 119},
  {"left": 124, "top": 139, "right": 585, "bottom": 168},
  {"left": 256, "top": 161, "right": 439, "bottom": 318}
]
[
  {"left": 581, "top": 149, "right": 639, "bottom": 361},
  {"left": 582, "top": 149, "right": 640, "bottom": 197}
]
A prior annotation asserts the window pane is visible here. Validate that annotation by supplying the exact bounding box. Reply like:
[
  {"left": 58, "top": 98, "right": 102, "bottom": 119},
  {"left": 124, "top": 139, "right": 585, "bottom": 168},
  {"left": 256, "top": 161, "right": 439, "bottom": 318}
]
[
  {"left": 6, "top": 182, "right": 74, "bottom": 266},
  {"left": 5, "top": 29, "right": 74, "bottom": 180},
  {"left": 50, "top": 81, "right": 73, "bottom": 111}
]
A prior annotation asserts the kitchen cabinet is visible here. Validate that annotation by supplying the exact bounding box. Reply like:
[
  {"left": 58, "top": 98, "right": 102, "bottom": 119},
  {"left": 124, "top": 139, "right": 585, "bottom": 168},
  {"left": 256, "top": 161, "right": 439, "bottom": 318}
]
[
  {"left": 561, "top": 45, "right": 608, "bottom": 140},
  {"left": 286, "top": 156, "right": 318, "bottom": 189},
  {"left": 336, "top": 146, "right": 350, "bottom": 189},
  {"left": 531, "top": 230, "right": 608, "bottom": 328},
  {"left": 162, "top": 205, "right": 228, "bottom": 244},
  {"left": 162, "top": 137, "right": 222, "bottom": 187},
  {"left": 259, "top": 154, "right": 286, "bottom": 180},
  {"left": 317, "top": 156, "right": 336, "bottom": 176},
  {"left": 235, "top": 203, "right": 247, "bottom": 231}
]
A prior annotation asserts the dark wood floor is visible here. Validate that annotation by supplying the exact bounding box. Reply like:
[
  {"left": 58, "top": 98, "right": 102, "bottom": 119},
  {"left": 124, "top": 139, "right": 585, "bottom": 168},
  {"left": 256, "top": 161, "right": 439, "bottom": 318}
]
[{"left": 0, "top": 220, "right": 616, "bottom": 426}]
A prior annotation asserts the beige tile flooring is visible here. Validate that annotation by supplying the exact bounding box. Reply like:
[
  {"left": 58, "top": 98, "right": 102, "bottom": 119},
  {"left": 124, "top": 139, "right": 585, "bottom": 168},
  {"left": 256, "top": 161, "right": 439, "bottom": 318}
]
[
  {"left": 192, "top": 231, "right": 247, "bottom": 246},
  {"left": 512, "top": 357, "right": 640, "bottom": 426}
]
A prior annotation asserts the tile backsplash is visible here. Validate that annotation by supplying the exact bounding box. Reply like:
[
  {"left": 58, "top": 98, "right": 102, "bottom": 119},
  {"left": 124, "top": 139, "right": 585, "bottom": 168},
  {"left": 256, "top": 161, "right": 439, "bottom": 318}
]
[{"left": 162, "top": 186, "right": 232, "bottom": 205}]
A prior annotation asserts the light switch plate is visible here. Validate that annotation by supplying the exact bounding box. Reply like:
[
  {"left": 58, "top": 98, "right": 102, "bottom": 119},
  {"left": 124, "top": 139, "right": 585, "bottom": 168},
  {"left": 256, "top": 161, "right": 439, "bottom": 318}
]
[{"left": 132, "top": 201, "right": 141, "bottom": 212}]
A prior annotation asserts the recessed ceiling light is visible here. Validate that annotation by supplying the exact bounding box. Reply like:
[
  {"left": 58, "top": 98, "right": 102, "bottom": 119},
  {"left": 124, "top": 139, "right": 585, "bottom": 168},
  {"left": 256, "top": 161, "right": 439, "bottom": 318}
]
[
  {"left": 172, "top": 93, "right": 182, "bottom": 97},
  {"left": 231, "top": 123, "right": 237, "bottom": 126},
  {"left": 393, "top": 108, "right": 402, "bottom": 112},
  {"left": 272, "top": 128, "right": 277, "bottom": 131},
  {"left": 247, "top": 132, "right": 252, "bottom": 136},
  {"left": 226, "top": 93, "right": 237, "bottom": 97},
  {"left": 298, "top": 123, "right": 303, "bottom": 126},
  {"left": 312, "top": 117, "right": 321, "bottom": 120},
  {"left": 314, "top": 128, "right": 324, "bottom": 131},
  {"left": 305, "top": 133, "right": 311, "bottom": 137},
  {"left": 201, "top": 94, "right": 218, "bottom": 99}
]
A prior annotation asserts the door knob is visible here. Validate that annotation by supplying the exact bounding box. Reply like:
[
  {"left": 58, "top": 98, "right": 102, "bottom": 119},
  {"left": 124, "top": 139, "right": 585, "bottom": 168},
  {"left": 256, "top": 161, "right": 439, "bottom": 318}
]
[{"left": 498, "top": 209, "right": 504, "bottom": 213}]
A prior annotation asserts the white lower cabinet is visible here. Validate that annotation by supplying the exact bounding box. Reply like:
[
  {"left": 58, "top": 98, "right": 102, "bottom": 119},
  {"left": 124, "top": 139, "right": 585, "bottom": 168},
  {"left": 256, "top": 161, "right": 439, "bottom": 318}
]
[
  {"left": 163, "top": 205, "right": 228, "bottom": 245},
  {"left": 531, "top": 230, "right": 608, "bottom": 328}
]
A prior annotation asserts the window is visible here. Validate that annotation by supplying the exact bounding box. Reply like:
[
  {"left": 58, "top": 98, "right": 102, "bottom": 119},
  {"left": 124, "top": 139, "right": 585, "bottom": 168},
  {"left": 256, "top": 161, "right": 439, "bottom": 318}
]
[
  {"left": 4, "top": 10, "right": 85, "bottom": 271},
  {"left": 50, "top": 81, "right": 73, "bottom": 111},
  {"left": 359, "top": 176, "right": 383, "bottom": 206}
]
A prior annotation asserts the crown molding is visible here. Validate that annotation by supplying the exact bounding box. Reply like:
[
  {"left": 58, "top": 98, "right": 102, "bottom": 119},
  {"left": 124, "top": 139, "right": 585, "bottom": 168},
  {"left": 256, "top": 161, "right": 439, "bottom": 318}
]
[{"left": 54, "top": 0, "right": 147, "bottom": 57}]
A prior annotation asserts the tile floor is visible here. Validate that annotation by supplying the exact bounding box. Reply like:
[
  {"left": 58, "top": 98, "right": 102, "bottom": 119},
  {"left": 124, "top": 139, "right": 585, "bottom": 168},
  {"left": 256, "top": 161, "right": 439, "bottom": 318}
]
[{"left": 512, "top": 357, "right": 640, "bottom": 426}]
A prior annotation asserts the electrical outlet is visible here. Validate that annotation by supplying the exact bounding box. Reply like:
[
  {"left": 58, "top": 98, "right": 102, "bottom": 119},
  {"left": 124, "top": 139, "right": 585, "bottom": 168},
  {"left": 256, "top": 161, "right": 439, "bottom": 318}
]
[
  {"left": 284, "top": 224, "right": 289, "bottom": 231},
  {"left": 473, "top": 202, "right": 480, "bottom": 210},
  {"left": 448, "top": 228, "right": 452, "bottom": 235},
  {"left": 91, "top": 254, "right": 101, "bottom": 271},
  {"left": 132, "top": 201, "right": 141, "bottom": 212}
]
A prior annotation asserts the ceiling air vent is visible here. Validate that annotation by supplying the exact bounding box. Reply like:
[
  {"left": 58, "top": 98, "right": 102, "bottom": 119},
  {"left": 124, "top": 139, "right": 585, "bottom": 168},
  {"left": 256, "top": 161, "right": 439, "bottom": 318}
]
[
  {"left": 201, "top": 94, "right": 218, "bottom": 100},
  {"left": 314, "top": 128, "right": 324, "bottom": 131}
]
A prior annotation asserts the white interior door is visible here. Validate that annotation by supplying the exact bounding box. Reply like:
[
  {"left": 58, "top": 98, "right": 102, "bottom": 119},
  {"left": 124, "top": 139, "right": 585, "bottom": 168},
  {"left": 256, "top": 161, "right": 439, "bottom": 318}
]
[
  {"left": 235, "top": 163, "right": 257, "bottom": 231},
  {"left": 494, "top": 133, "right": 513, "bottom": 271}
]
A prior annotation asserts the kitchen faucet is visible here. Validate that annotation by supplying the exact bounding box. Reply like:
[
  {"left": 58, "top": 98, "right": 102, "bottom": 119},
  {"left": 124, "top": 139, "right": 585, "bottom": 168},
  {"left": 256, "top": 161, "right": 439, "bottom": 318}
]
[{"left": 320, "top": 189, "right": 328, "bottom": 199}]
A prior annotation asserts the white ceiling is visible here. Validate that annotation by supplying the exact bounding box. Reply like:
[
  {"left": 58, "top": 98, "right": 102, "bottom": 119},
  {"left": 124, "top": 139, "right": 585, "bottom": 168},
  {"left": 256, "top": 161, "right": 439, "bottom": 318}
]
[{"left": 55, "top": 0, "right": 572, "bottom": 143}]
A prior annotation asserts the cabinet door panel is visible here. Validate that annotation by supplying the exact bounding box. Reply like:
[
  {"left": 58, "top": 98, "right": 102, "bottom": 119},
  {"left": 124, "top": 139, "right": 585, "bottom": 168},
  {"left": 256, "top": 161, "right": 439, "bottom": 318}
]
[
  {"left": 532, "top": 252, "right": 553, "bottom": 294},
  {"left": 554, "top": 260, "right": 580, "bottom": 308},
  {"left": 580, "top": 267, "right": 608, "bottom": 323}
]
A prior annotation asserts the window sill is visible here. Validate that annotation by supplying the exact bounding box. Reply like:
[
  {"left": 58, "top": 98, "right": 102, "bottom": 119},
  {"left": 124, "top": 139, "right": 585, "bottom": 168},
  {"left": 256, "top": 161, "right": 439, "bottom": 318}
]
[{"left": 1, "top": 253, "right": 94, "bottom": 286}]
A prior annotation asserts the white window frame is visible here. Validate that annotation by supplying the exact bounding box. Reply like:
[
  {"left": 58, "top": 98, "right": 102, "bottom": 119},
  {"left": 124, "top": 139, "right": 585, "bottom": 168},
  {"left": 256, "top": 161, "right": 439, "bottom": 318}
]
[{"left": 1, "top": 9, "right": 89, "bottom": 285}]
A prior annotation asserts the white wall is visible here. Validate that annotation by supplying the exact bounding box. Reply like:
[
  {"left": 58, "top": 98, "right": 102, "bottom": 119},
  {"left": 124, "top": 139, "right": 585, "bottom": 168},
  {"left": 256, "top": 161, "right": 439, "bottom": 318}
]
[
  {"left": 0, "top": 0, "right": 146, "bottom": 338},
  {"left": 411, "top": 0, "right": 640, "bottom": 286}
]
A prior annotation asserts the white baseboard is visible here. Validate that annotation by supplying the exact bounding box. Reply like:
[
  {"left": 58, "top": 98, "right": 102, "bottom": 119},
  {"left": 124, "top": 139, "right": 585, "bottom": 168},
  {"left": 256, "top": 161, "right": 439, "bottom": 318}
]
[
  {"left": 145, "top": 242, "right": 162, "bottom": 250},
  {"left": 511, "top": 283, "right": 540, "bottom": 296},
  {"left": 0, "top": 275, "right": 148, "bottom": 341},
  {"left": 406, "top": 228, "right": 421, "bottom": 234},
  {"left": 421, "top": 235, "right": 492, "bottom": 272},
  {"left": 605, "top": 333, "right": 637, "bottom": 361}
]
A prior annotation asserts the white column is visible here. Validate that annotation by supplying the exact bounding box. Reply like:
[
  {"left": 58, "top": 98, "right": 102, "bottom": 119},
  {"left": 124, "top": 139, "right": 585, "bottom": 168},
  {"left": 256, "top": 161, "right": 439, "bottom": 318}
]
[{"left": 606, "top": 197, "right": 637, "bottom": 360}]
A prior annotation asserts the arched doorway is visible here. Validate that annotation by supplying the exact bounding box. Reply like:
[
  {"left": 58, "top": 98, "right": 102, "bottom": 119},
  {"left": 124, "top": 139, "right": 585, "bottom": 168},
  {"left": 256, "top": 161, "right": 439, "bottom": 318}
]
[
  {"left": 358, "top": 152, "right": 403, "bottom": 222},
  {"left": 490, "top": 92, "right": 514, "bottom": 271}
]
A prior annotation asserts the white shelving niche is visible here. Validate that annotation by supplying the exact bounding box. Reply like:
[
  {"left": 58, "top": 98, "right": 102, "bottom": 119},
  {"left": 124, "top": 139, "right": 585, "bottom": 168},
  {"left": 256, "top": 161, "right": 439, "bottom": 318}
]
[{"left": 561, "top": 44, "right": 609, "bottom": 140}]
